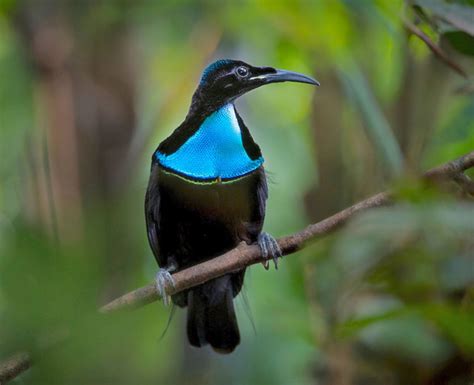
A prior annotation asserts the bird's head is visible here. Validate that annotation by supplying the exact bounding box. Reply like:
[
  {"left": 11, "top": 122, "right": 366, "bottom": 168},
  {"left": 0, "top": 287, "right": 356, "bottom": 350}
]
[{"left": 190, "top": 59, "right": 319, "bottom": 114}]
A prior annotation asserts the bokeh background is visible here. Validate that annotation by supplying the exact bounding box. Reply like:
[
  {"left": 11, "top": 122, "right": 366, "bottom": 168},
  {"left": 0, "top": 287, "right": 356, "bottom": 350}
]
[{"left": 1, "top": 0, "right": 473, "bottom": 384}]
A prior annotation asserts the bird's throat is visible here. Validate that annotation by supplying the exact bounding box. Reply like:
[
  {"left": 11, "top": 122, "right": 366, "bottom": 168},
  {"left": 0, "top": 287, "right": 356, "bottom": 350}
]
[{"left": 156, "top": 104, "right": 263, "bottom": 181}]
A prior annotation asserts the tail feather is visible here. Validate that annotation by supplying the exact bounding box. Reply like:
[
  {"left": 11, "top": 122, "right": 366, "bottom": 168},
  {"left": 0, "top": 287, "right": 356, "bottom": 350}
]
[
  {"left": 205, "top": 287, "right": 240, "bottom": 353},
  {"left": 187, "top": 276, "right": 240, "bottom": 353},
  {"left": 187, "top": 291, "right": 207, "bottom": 347}
]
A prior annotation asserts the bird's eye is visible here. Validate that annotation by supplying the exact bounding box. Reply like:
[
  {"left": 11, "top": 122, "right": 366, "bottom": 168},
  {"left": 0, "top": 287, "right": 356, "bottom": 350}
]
[{"left": 236, "top": 66, "right": 249, "bottom": 78}]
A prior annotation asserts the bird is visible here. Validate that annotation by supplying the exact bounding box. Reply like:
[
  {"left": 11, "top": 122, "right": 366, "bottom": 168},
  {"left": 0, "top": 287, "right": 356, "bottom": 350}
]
[{"left": 145, "top": 59, "right": 318, "bottom": 353}]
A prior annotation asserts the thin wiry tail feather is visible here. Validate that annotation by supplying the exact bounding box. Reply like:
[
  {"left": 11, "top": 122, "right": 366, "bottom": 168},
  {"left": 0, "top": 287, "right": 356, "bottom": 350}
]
[
  {"left": 238, "top": 285, "right": 257, "bottom": 336},
  {"left": 158, "top": 303, "right": 177, "bottom": 343}
]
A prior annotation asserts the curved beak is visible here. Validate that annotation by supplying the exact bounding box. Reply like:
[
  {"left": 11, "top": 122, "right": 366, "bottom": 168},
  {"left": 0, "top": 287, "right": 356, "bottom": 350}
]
[{"left": 254, "top": 69, "right": 320, "bottom": 86}]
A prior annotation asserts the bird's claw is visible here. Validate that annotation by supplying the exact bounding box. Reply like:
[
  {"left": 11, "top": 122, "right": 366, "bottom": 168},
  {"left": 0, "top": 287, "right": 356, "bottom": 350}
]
[
  {"left": 258, "top": 232, "right": 282, "bottom": 270},
  {"left": 155, "top": 268, "right": 176, "bottom": 306}
]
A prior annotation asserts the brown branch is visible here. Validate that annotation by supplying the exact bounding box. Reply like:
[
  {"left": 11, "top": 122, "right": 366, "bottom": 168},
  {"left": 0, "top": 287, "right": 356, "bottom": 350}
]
[
  {"left": 404, "top": 20, "right": 468, "bottom": 78},
  {"left": 1, "top": 150, "right": 474, "bottom": 383},
  {"left": 99, "top": 191, "right": 390, "bottom": 313},
  {"left": 424, "top": 152, "right": 474, "bottom": 179},
  {"left": 0, "top": 353, "right": 30, "bottom": 384},
  {"left": 453, "top": 173, "right": 474, "bottom": 196},
  {"left": 101, "top": 150, "right": 474, "bottom": 313}
]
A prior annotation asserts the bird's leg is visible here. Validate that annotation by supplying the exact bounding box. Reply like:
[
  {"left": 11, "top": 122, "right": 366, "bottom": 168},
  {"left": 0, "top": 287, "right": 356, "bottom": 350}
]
[
  {"left": 155, "top": 258, "right": 178, "bottom": 306},
  {"left": 258, "top": 232, "right": 282, "bottom": 270}
]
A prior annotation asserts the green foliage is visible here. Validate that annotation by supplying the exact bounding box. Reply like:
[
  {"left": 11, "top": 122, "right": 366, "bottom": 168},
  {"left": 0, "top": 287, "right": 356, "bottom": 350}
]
[
  {"left": 413, "top": 0, "right": 474, "bottom": 56},
  {"left": 0, "top": 0, "right": 473, "bottom": 384},
  {"left": 445, "top": 31, "right": 474, "bottom": 55},
  {"left": 325, "top": 199, "right": 474, "bottom": 371},
  {"left": 413, "top": 0, "right": 474, "bottom": 35},
  {"left": 338, "top": 62, "right": 404, "bottom": 176}
]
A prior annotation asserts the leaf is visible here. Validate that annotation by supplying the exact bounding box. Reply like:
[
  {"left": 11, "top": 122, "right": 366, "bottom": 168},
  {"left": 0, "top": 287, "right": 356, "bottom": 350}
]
[
  {"left": 337, "top": 304, "right": 474, "bottom": 356},
  {"left": 336, "top": 309, "right": 405, "bottom": 338},
  {"left": 413, "top": 0, "right": 474, "bottom": 36},
  {"left": 335, "top": 292, "right": 455, "bottom": 362},
  {"left": 338, "top": 62, "right": 404, "bottom": 176},
  {"left": 444, "top": 31, "right": 474, "bottom": 55},
  {"left": 421, "top": 304, "right": 474, "bottom": 355}
]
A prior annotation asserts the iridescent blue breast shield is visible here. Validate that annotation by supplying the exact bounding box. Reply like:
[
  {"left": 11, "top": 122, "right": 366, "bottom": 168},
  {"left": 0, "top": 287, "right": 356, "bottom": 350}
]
[{"left": 156, "top": 104, "right": 264, "bottom": 180}]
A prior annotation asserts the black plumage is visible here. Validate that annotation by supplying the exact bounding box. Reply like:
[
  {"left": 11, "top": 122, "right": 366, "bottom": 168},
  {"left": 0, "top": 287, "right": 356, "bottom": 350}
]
[{"left": 145, "top": 60, "right": 318, "bottom": 353}]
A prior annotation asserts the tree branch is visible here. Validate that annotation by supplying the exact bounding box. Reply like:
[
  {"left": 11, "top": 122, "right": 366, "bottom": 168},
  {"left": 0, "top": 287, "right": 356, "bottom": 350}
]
[
  {"left": 100, "top": 192, "right": 391, "bottom": 313},
  {"left": 453, "top": 173, "right": 474, "bottom": 196},
  {"left": 101, "top": 150, "right": 474, "bottom": 313},
  {"left": 404, "top": 20, "right": 468, "bottom": 78},
  {"left": 1, "top": 150, "right": 473, "bottom": 383},
  {"left": 0, "top": 353, "right": 30, "bottom": 385}
]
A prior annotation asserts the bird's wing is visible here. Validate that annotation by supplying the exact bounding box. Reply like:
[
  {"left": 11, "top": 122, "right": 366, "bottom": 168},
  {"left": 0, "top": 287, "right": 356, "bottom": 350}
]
[
  {"left": 233, "top": 108, "right": 268, "bottom": 241},
  {"left": 229, "top": 166, "right": 268, "bottom": 299},
  {"left": 234, "top": 107, "right": 262, "bottom": 160},
  {"left": 145, "top": 162, "right": 165, "bottom": 267},
  {"left": 252, "top": 166, "right": 269, "bottom": 239}
]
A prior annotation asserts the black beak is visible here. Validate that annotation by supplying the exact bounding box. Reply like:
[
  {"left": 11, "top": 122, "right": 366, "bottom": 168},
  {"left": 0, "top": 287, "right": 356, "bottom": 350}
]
[{"left": 255, "top": 69, "right": 320, "bottom": 86}]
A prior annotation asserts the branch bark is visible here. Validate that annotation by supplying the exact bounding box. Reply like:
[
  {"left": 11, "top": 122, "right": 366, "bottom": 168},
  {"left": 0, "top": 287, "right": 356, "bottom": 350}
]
[
  {"left": 404, "top": 20, "right": 468, "bottom": 78},
  {"left": 101, "top": 151, "right": 474, "bottom": 313},
  {"left": 1, "top": 150, "right": 473, "bottom": 383},
  {"left": 0, "top": 353, "right": 30, "bottom": 385}
]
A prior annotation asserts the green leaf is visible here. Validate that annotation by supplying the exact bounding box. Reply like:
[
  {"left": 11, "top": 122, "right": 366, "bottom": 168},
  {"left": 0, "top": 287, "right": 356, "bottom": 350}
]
[
  {"left": 444, "top": 31, "right": 474, "bottom": 55},
  {"left": 413, "top": 0, "right": 474, "bottom": 36},
  {"left": 421, "top": 304, "right": 474, "bottom": 355},
  {"left": 336, "top": 309, "right": 405, "bottom": 338},
  {"left": 338, "top": 62, "right": 404, "bottom": 176},
  {"left": 337, "top": 304, "right": 474, "bottom": 355}
]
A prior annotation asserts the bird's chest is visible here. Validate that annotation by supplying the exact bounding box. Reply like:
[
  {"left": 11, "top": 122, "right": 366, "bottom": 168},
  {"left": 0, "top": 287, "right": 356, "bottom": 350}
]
[
  {"left": 159, "top": 168, "right": 257, "bottom": 222},
  {"left": 156, "top": 104, "right": 263, "bottom": 180},
  {"left": 158, "top": 168, "right": 260, "bottom": 265}
]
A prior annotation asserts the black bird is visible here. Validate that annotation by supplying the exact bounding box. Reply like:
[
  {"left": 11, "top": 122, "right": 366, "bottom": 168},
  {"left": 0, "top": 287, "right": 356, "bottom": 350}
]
[{"left": 145, "top": 59, "right": 318, "bottom": 353}]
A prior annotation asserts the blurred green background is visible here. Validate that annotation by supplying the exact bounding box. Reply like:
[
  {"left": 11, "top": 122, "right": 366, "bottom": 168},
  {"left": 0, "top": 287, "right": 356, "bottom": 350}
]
[{"left": 0, "top": 0, "right": 473, "bottom": 384}]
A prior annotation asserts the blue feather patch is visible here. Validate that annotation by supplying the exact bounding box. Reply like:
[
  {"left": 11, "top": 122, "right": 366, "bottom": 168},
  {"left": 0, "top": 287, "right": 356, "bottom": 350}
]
[{"left": 156, "top": 104, "right": 263, "bottom": 180}]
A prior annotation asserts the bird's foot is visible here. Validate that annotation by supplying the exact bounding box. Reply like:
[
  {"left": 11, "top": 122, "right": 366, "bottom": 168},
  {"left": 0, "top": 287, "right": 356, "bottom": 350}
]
[
  {"left": 258, "top": 232, "right": 282, "bottom": 270},
  {"left": 155, "top": 268, "right": 176, "bottom": 306}
]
